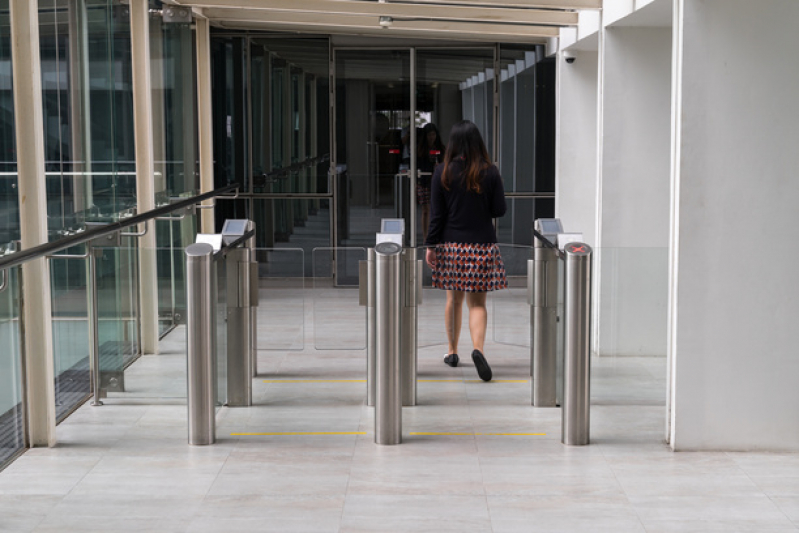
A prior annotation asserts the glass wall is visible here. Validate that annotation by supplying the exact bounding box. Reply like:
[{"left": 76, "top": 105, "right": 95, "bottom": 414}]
[
  {"left": 151, "top": 5, "right": 199, "bottom": 335},
  {"left": 212, "top": 34, "right": 330, "bottom": 275},
  {"left": 1, "top": 1, "right": 23, "bottom": 468},
  {"left": 495, "top": 45, "right": 556, "bottom": 245},
  {"left": 0, "top": 265, "right": 23, "bottom": 468}
]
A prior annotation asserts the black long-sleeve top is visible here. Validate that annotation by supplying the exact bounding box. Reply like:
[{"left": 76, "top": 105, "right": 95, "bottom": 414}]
[{"left": 425, "top": 159, "right": 506, "bottom": 245}]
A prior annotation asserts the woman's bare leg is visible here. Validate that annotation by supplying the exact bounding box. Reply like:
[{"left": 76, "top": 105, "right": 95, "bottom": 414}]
[
  {"left": 421, "top": 205, "right": 430, "bottom": 242},
  {"left": 466, "top": 291, "right": 488, "bottom": 353},
  {"left": 445, "top": 290, "right": 465, "bottom": 355}
]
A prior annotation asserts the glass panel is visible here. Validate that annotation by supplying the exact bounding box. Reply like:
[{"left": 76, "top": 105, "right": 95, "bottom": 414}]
[
  {"left": 50, "top": 253, "right": 91, "bottom": 420},
  {"left": 491, "top": 244, "right": 532, "bottom": 347},
  {"left": 84, "top": 0, "right": 137, "bottom": 218},
  {"left": 312, "top": 247, "right": 366, "bottom": 350},
  {"left": 215, "top": 254, "right": 227, "bottom": 406},
  {"left": 254, "top": 198, "right": 330, "bottom": 276},
  {"left": 335, "top": 49, "right": 410, "bottom": 247},
  {"left": 0, "top": 265, "right": 24, "bottom": 467},
  {"left": 498, "top": 45, "right": 555, "bottom": 194},
  {"left": 151, "top": 12, "right": 198, "bottom": 197},
  {"left": 0, "top": 0, "right": 17, "bottom": 245},
  {"left": 415, "top": 48, "right": 495, "bottom": 245},
  {"left": 418, "top": 281, "right": 445, "bottom": 350},
  {"left": 256, "top": 248, "right": 304, "bottom": 352},
  {"left": 254, "top": 37, "right": 329, "bottom": 193},
  {"left": 155, "top": 211, "right": 197, "bottom": 336},
  {"left": 496, "top": 197, "right": 555, "bottom": 247},
  {"left": 211, "top": 36, "right": 247, "bottom": 199},
  {"left": 97, "top": 240, "right": 140, "bottom": 397},
  {"left": 593, "top": 247, "right": 669, "bottom": 406}
]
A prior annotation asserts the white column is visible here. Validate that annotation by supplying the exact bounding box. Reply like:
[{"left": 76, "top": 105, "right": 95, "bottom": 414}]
[
  {"left": 554, "top": 47, "right": 599, "bottom": 245},
  {"left": 669, "top": 0, "right": 799, "bottom": 451},
  {"left": 10, "top": 0, "right": 57, "bottom": 446},
  {"left": 130, "top": 0, "right": 159, "bottom": 355},
  {"left": 196, "top": 16, "right": 215, "bottom": 234}
]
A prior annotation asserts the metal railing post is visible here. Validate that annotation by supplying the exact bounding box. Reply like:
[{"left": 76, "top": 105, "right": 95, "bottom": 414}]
[
  {"left": 401, "top": 247, "right": 421, "bottom": 406},
  {"left": 561, "top": 242, "right": 592, "bottom": 446},
  {"left": 186, "top": 243, "right": 216, "bottom": 445},
  {"left": 529, "top": 243, "right": 560, "bottom": 407},
  {"left": 374, "top": 242, "right": 402, "bottom": 445}
]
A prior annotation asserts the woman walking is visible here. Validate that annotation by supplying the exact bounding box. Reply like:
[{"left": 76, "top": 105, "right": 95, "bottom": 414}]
[{"left": 424, "top": 120, "right": 507, "bottom": 382}]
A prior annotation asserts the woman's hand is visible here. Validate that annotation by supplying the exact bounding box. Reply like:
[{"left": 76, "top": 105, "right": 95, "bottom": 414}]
[{"left": 425, "top": 247, "right": 436, "bottom": 269}]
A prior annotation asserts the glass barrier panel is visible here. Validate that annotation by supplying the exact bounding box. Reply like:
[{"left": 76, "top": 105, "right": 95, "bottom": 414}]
[
  {"left": 418, "top": 283, "right": 445, "bottom": 350},
  {"left": 491, "top": 244, "right": 532, "bottom": 347},
  {"left": 50, "top": 253, "right": 91, "bottom": 421},
  {"left": 312, "top": 247, "right": 366, "bottom": 350},
  {"left": 253, "top": 198, "right": 330, "bottom": 278},
  {"left": 96, "top": 241, "right": 140, "bottom": 398},
  {"left": 592, "top": 247, "right": 669, "bottom": 406},
  {"left": 0, "top": 266, "right": 24, "bottom": 468},
  {"left": 215, "top": 254, "right": 227, "bottom": 407},
  {"left": 256, "top": 248, "right": 305, "bottom": 352},
  {"left": 155, "top": 213, "right": 197, "bottom": 336},
  {"left": 595, "top": 247, "right": 669, "bottom": 356},
  {"left": 496, "top": 197, "right": 555, "bottom": 246}
]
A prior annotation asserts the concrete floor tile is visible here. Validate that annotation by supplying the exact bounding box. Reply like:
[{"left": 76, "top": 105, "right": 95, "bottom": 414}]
[
  {"left": 627, "top": 494, "right": 789, "bottom": 522},
  {"left": 639, "top": 519, "right": 799, "bottom": 532},
  {"left": 342, "top": 494, "right": 491, "bottom": 525}
]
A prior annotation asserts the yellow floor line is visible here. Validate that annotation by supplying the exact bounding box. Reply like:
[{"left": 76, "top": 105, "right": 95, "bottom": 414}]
[
  {"left": 263, "top": 379, "right": 366, "bottom": 383},
  {"left": 464, "top": 379, "right": 529, "bottom": 383},
  {"left": 411, "top": 432, "right": 546, "bottom": 436},
  {"left": 263, "top": 379, "right": 529, "bottom": 383},
  {"left": 232, "top": 431, "right": 366, "bottom": 436}
]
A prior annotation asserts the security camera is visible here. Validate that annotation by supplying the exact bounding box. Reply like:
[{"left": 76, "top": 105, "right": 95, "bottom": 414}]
[{"left": 563, "top": 50, "right": 576, "bottom": 64}]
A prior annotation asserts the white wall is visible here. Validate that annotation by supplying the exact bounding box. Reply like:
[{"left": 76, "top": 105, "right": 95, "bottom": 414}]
[
  {"left": 555, "top": 50, "right": 598, "bottom": 244},
  {"left": 670, "top": 0, "right": 799, "bottom": 450},
  {"left": 597, "top": 27, "right": 671, "bottom": 357}
]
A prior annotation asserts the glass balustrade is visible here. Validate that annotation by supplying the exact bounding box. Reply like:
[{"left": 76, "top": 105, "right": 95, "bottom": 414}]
[{"left": 0, "top": 265, "right": 23, "bottom": 469}]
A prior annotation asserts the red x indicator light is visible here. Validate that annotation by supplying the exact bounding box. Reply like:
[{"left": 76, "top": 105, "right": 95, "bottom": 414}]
[{"left": 570, "top": 245, "right": 586, "bottom": 253}]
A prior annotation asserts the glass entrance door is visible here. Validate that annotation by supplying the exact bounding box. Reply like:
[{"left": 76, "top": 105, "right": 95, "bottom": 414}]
[{"left": 333, "top": 49, "right": 411, "bottom": 248}]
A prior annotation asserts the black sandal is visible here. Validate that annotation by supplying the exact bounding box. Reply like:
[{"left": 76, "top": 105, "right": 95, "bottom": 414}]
[
  {"left": 444, "top": 353, "right": 459, "bottom": 367},
  {"left": 471, "top": 349, "right": 492, "bottom": 382}
]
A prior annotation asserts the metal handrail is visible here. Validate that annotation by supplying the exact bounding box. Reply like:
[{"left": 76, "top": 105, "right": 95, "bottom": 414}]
[
  {"left": 259, "top": 154, "right": 330, "bottom": 182},
  {"left": 0, "top": 184, "right": 237, "bottom": 271}
]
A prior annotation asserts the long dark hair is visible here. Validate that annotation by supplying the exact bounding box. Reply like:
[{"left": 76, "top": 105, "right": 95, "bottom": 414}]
[{"left": 441, "top": 120, "right": 491, "bottom": 193}]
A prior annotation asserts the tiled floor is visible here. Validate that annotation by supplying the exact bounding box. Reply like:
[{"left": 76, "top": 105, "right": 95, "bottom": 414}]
[{"left": 1, "top": 289, "right": 797, "bottom": 532}]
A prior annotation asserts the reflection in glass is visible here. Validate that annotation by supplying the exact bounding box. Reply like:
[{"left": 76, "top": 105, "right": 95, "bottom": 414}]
[{"left": 335, "top": 49, "right": 410, "bottom": 247}]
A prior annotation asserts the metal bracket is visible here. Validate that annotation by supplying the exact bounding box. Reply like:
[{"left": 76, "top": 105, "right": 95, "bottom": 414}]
[{"left": 85, "top": 222, "right": 122, "bottom": 247}]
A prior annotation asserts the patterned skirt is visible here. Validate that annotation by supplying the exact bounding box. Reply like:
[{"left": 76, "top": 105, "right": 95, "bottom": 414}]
[
  {"left": 416, "top": 184, "right": 431, "bottom": 206},
  {"left": 432, "top": 242, "right": 507, "bottom": 292}
]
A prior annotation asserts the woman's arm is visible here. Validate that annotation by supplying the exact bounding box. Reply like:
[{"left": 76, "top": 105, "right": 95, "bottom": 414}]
[
  {"left": 489, "top": 166, "right": 507, "bottom": 218},
  {"left": 425, "top": 168, "right": 447, "bottom": 245}
]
